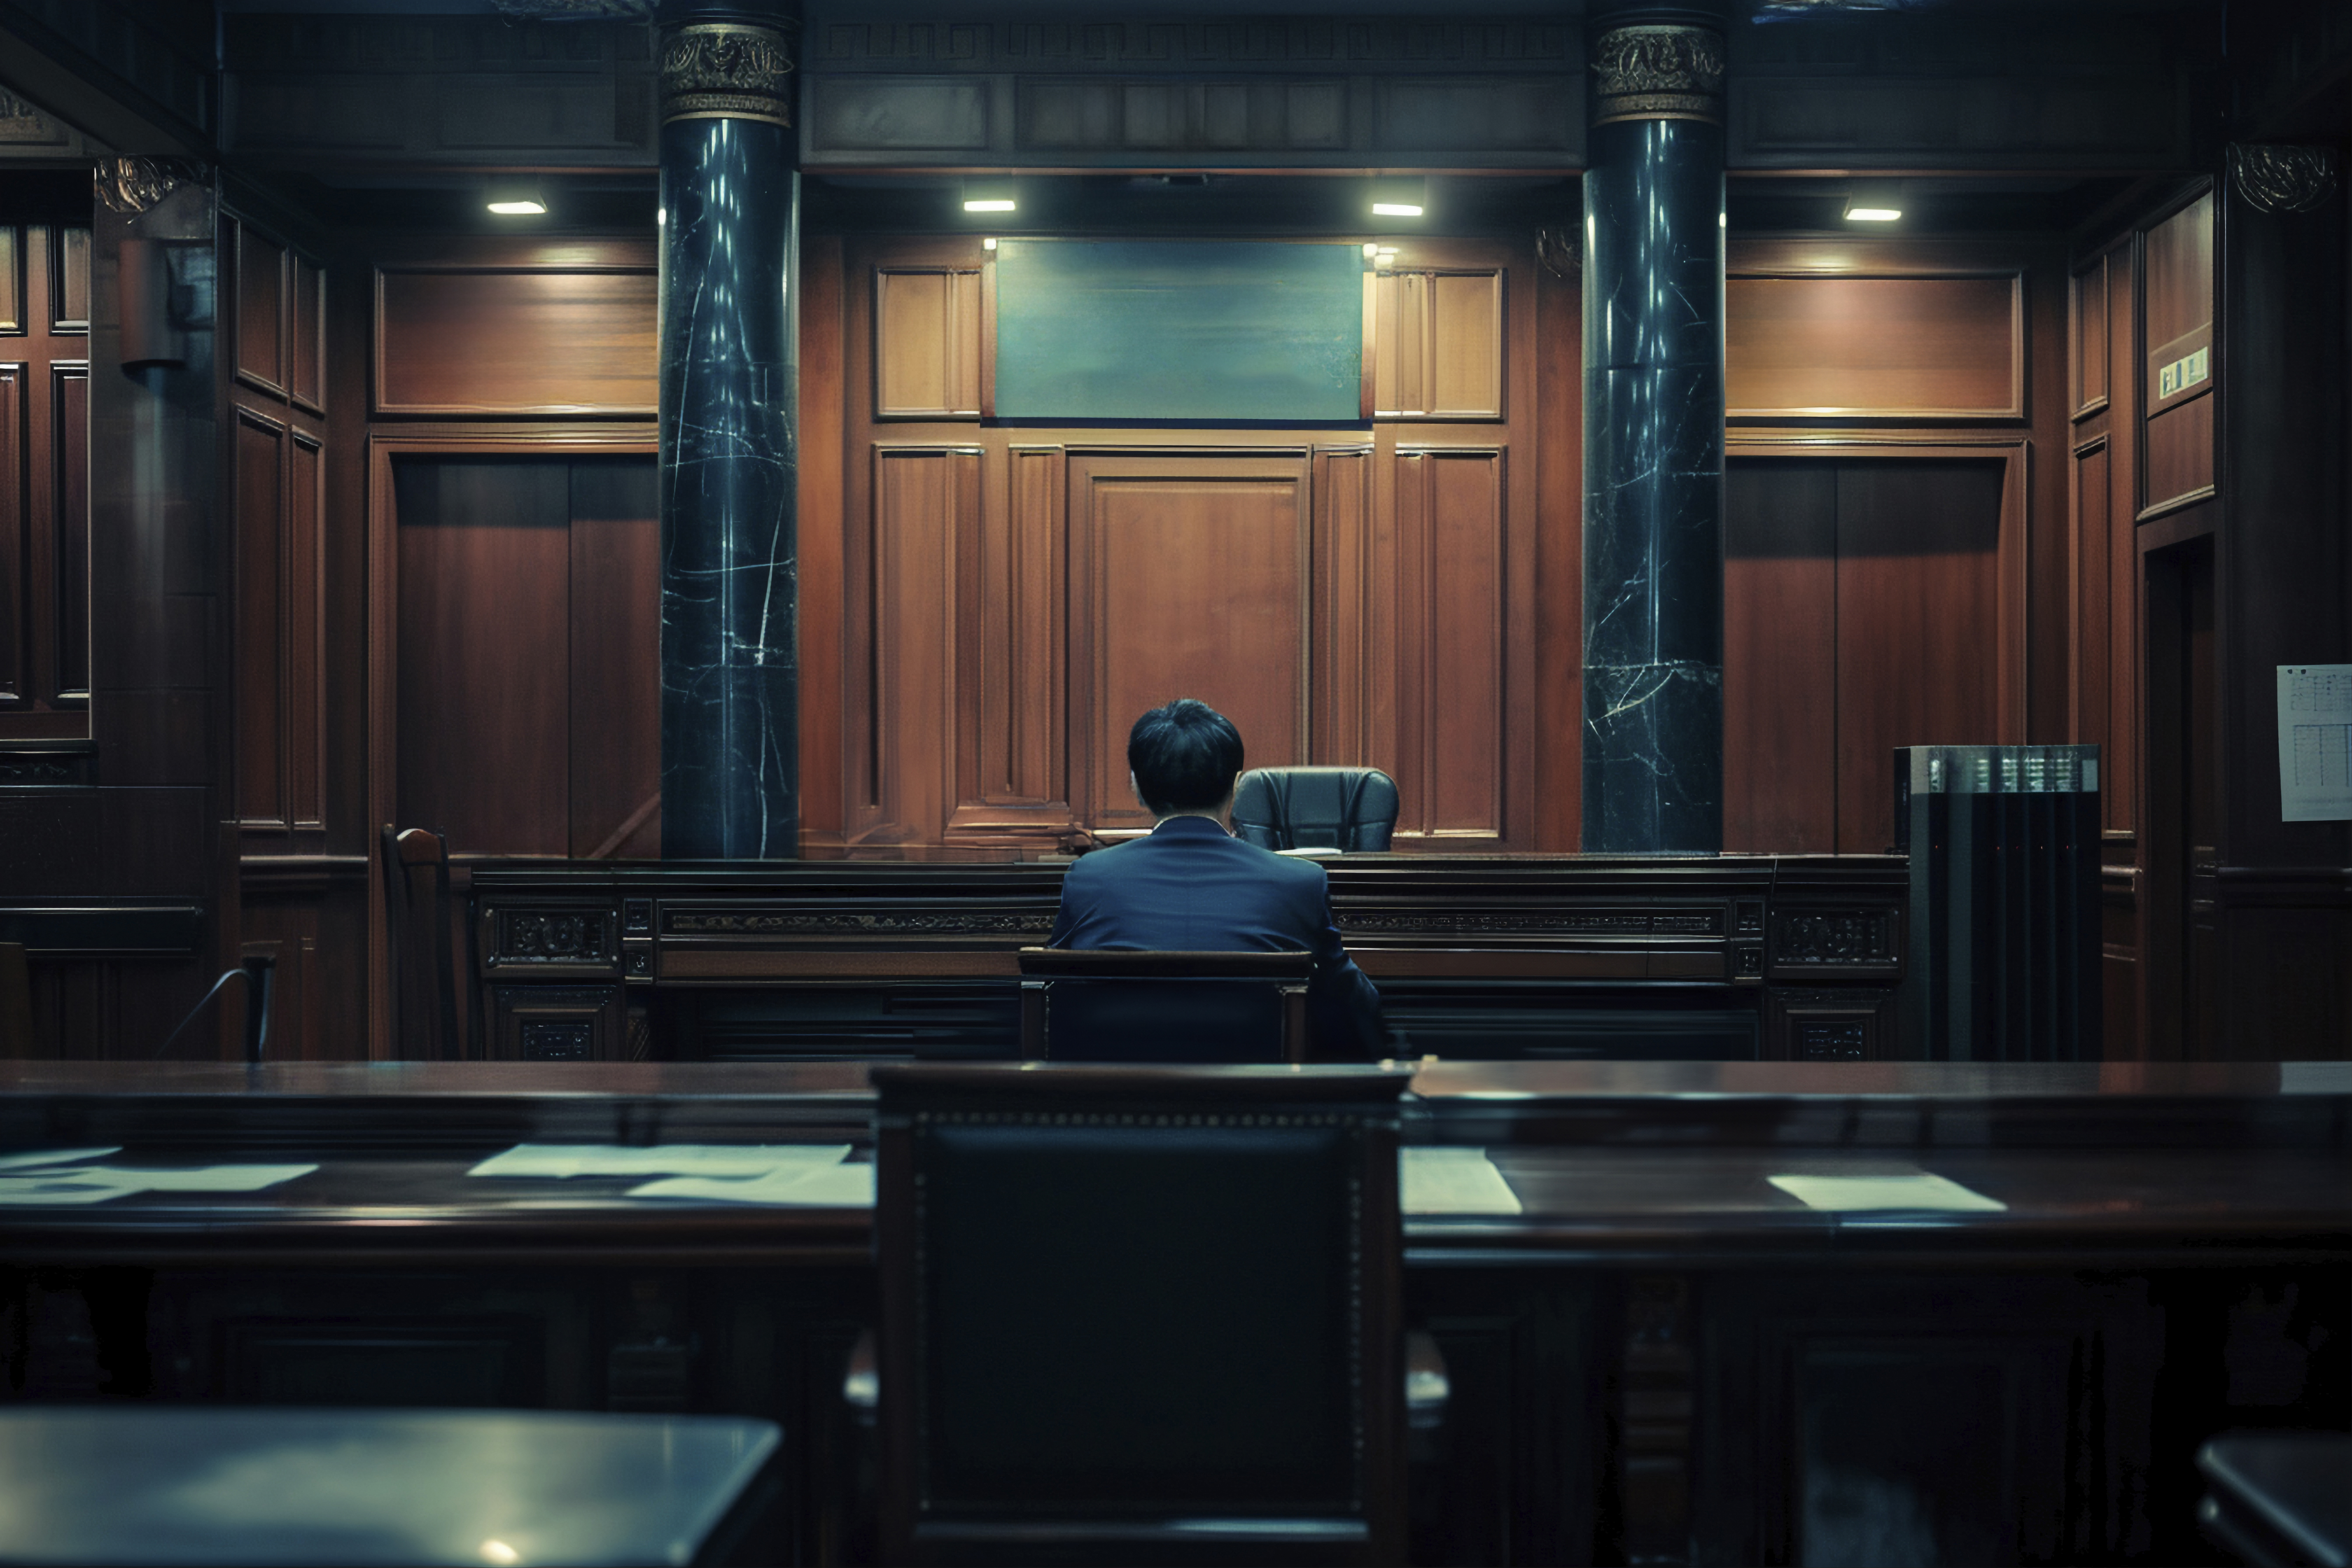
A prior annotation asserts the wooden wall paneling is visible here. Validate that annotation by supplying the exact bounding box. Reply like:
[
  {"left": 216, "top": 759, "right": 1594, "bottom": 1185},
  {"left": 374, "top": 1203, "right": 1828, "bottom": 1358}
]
[
  {"left": 1723, "top": 458, "right": 1837, "bottom": 853},
  {"left": 233, "top": 408, "right": 286, "bottom": 829},
  {"left": 287, "top": 433, "right": 324, "bottom": 830},
  {"left": 49, "top": 365, "right": 86, "bottom": 701},
  {"left": 2072, "top": 256, "right": 2108, "bottom": 418},
  {"left": 1834, "top": 457, "right": 2009, "bottom": 854},
  {"left": 373, "top": 248, "right": 658, "bottom": 416},
  {"left": 1533, "top": 245, "right": 1581, "bottom": 851},
  {"left": 2025, "top": 252, "right": 2072, "bottom": 746},
  {"left": 290, "top": 253, "right": 324, "bottom": 413},
  {"left": 1373, "top": 269, "right": 1426, "bottom": 416},
  {"left": 2110, "top": 239, "right": 2142, "bottom": 832},
  {"left": 2138, "top": 189, "right": 2216, "bottom": 516},
  {"left": 235, "top": 219, "right": 287, "bottom": 396},
  {"left": 1373, "top": 267, "right": 1504, "bottom": 420},
  {"left": 1394, "top": 447, "right": 1506, "bottom": 841},
  {"left": 0, "top": 226, "right": 16, "bottom": 330},
  {"left": 2142, "top": 394, "right": 2215, "bottom": 516},
  {"left": 865, "top": 445, "right": 980, "bottom": 844},
  {"left": 798, "top": 235, "right": 847, "bottom": 845},
  {"left": 1430, "top": 271, "right": 1504, "bottom": 420},
  {"left": 945, "top": 442, "right": 1068, "bottom": 839},
  {"left": 0, "top": 364, "right": 19, "bottom": 702},
  {"left": 49, "top": 228, "right": 89, "bottom": 332},
  {"left": 1726, "top": 272, "right": 2023, "bottom": 420},
  {"left": 567, "top": 458, "right": 660, "bottom": 859},
  {"left": 2073, "top": 436, "right": 2114, "bottom": 813},
  {"left": 392, "top": 455, "right": 572, "bottom": 857},
  {"left": 874, "top": 266, "right": 981, "bottom": 420},
  {"left": 1067, "top": 449, "right": 1311, "bottom": 833},
  {"left": 1312, "top": 444, "right": 1378, "bottom": 769}
]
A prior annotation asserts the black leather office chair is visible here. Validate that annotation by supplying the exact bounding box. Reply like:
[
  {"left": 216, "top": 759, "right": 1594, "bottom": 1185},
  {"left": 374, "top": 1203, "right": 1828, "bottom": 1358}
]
[
  {"left": 1015, "top": 948, "right": 1311, "bottom": 1064},
  {"left": 870, "top": 1063, "right": 1416, "bottom": 1565},
  {"left": 1231, "top": 768, "right": 1399, "bottom": 853}
]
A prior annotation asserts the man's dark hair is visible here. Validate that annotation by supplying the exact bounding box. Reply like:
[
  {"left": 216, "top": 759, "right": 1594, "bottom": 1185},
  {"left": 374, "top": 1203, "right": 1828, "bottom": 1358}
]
[{"left": 1128, "top": 699, "right": 1244, "bottom": 813}]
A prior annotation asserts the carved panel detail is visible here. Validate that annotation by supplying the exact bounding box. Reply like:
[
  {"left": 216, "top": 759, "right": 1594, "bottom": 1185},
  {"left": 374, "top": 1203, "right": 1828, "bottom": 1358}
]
[
  {"left": 665, "top": 907, "right": 1054, "bottom": 939},
  {"left": 662, "top": 21, "right": 797, "bottom": 126},
  {"left": 1592, "top": 24, "right": 1725, "bottom": 126},
  {"left": 491, "top": 906, "right": 616, "bottom": 964},
  {"left": 1341, "top": 908, "right": 1723, "bottom": 938},
  {"left": 1769, "top": 907, "right": 1898, "bottom": 968},
  {"left": 2230, "top": 144, "right": 2339, "bottom": 215}
]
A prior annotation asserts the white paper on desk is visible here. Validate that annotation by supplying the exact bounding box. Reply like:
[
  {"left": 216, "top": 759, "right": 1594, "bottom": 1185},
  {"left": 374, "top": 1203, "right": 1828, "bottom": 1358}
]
[
  {"left": 2278, "top": 665, "right": 2352, "bottom": 821},
  {"left": 1401, "top": 1148, "right": 1523, "bottom": 1216},
  {"left": 1768, "top": 1172, "right": 2006, "bottom": 1213},
  {"left": 631, "top": 1163, "right": 877, "bottom": 1207},
  {"left": 468, "top": 1144, "right": 852, "bottom": 1179},
  {"left": 0, "top": 1146, "right": 121, "bottom": 1171},
  {"left": 0, "top": 1163, "right": 317, "bottom": 1206}
]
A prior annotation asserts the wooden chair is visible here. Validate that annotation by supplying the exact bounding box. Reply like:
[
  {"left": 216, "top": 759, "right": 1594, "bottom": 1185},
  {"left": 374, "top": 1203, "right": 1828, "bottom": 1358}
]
[
  {"left": 379, "top": 825, "right": 465, "bottom": 1060},
  {"left": 871, "top": 1062, "right": 1414, "bottom": 1564},
  {"left": 1015, "top": 948, "right": 1311, "bottom": 1064}
]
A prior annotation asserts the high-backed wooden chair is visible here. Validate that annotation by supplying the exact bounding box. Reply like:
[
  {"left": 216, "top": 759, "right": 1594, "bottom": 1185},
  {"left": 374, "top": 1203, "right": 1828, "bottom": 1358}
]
[
  {"left": 1015, "top": 948, "right": 1311, "bottom": 1064},
  {"left": 379, "top": 825, "right": 464, "bottom": 1060},
  {"left": 872, "top": 1063, "right": 1413, "bottom": 1564}
]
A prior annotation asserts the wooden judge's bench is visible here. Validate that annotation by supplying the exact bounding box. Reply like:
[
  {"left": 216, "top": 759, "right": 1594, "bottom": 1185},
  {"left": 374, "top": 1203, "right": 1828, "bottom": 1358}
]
[{"left": 463, "top": 853, "right": 1909, "bottom": 1066}]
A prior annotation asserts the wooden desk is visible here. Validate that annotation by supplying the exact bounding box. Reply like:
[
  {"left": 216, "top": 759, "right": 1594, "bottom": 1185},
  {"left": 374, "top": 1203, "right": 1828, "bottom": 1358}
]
[
  {"left": 0, "top": 1061, "right": 2342, "bottom": 1565},
  {"left": 465, "top": 855, "right": 1909, "bottom": 1064}
]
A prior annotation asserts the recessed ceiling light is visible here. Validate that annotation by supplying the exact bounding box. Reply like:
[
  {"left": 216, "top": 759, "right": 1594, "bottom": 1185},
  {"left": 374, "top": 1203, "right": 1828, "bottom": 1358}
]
[
  {"left": 962, "top": 198, "right": 1016, "bottom": 213},
  {"left": 1371, "top": 203, "right": 1424, "bottom": 218},
  {"left": 1843, "top": 188, "right": 1903, "bottom": 222},
  {"left": 487, "top": 199, "right": 547, "bottom": 216},
  {"left": 486, "top": 179, "right": 547, "bottom": 216}
]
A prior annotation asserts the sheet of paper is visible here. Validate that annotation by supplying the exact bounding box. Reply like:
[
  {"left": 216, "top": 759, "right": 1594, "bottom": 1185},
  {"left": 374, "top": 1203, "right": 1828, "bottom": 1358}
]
[
  {"left": 469, "top": 1144, "right": 852, "bottom": 1179},
  {"left": 2280, "top": 1062, "right": 2352, "bottom": 1094},
  {"left": 1401, "top": 1148, "right": 1523, "bottom": 1216},
  {"left": 0, "top": 1146, "right": 122, "bottom": 1172},
  {"left": 2277, "top": 665, "right": 2352, "bottom": 822},
  {"left": 630, "top": 1163, "right": 877, "bottom": 1208},
  {"left": 1768, "top": 1172, "right": 2006, "bottom": 1213},
  {"left": 0, "top": 1163, "right": 317, "bottom": 1206}
]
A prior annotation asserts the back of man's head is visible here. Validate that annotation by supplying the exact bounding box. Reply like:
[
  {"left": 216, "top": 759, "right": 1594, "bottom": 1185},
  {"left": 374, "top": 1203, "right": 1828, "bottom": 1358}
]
[{"left": 1128, "top": 699, "right": 1245, "bottom": 815}]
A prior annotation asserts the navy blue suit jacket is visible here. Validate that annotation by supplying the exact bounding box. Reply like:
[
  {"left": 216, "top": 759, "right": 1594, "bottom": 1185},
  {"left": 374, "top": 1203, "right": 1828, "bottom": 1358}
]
[{"left": 1047, "top": 814, "right": 1387, "bottom": 1057}]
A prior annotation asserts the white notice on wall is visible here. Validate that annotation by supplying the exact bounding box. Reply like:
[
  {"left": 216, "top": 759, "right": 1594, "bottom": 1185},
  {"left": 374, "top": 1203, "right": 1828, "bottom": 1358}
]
[{"left": 2278, "top": 665, "right": 2352, "bottom": 821}]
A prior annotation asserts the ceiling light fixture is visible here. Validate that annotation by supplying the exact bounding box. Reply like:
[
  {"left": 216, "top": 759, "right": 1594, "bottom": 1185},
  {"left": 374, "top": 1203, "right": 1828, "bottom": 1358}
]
[
  {"left": 1843, "top": 186, "right": 1903, "bottom": 222},
  {"left": 961, "top": 180, "right": 1017, "bottom": 215},
  {"left": 1370, "top": 177, "right": 1428, "bottom": 220},
  {"left": 485, "top": 178, "right": 547, "bottom": 217}
]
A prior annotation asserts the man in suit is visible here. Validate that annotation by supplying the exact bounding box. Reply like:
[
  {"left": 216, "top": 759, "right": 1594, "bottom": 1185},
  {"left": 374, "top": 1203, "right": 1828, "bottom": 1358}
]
[{"left": 1048, "top": 698, "right": 1388, "bottom": 1057}]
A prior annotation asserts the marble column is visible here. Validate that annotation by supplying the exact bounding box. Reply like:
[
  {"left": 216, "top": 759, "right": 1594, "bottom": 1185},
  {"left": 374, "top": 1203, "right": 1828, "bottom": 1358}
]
[
  {"left": 657, "top": 1, "right": 800, "bottom": 858},
  {"left": 1580, "top": 9, "right": 1727, "bottom": 854}
]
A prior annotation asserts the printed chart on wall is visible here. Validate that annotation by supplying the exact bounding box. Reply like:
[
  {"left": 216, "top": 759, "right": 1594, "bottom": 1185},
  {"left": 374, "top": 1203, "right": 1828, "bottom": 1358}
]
[{"left": 2277, "top": 665, "right": 2352, "bottom": 821}]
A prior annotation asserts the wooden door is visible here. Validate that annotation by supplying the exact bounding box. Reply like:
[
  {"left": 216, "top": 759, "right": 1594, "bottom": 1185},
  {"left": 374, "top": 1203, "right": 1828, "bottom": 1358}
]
[
  {"left": 391, "top": 455, "right": 658, "bottom": 858},
  {"left": 1726, "top": 456, "right": 2006, "bottom": 854},
  {"left": 1067, "top": 451, "right": 1311, "bottom": 832}
]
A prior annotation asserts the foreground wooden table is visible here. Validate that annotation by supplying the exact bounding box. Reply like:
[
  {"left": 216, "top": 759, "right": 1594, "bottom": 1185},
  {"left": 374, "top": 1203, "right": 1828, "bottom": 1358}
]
[{"left": 0, "top": 1059, "right": 2343, "bottom": 1566}]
